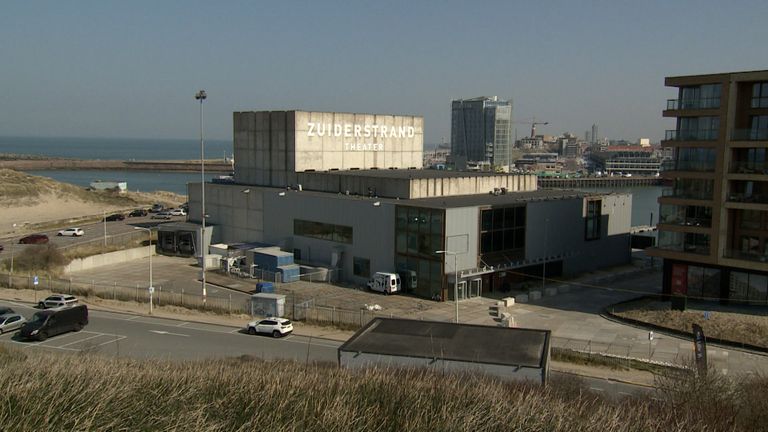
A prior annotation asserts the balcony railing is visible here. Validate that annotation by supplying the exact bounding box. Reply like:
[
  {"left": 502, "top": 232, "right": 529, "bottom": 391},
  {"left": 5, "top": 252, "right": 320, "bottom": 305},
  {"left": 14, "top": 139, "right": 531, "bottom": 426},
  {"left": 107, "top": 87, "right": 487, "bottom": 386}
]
[
  {"left": 723, "top": 249, "right": 768, "bottom": 263},
  {"left": 665, "top": 129, "right": 719, "bottom": 141},
  {"left": 731, "top": 128, "right": 768, "bottom": 141},
  {"left": 665, "top": 98, "right": 720, "bottom": 110},
  {"left": 728, "top": 193, "right": 768, "bottom": 204},
  {"left": 659, "top": 217, "right": 712, "bottom": 228},
  {"left": 731, "top": 161, "right": 768, "bottom": 175},
  {"left": 662, "top": 189, "right": 713, "bottom": 200}
]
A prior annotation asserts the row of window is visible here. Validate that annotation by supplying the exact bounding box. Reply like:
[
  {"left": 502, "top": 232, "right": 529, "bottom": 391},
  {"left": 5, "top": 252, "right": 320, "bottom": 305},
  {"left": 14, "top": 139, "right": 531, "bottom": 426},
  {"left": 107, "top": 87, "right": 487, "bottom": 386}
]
[
  {"left": 294, "top": 219, "right": 353, "bottom": 244},
  {"left": 677, "top": 264, "right": 768, "bottom": 304},
  {"left": 658, "top": 231, "right": 710, "bottom": 255},
  {"left": 659, "top": 204, "right": 711, "bottom": 227},
  {"left": 752, "top": 82, "right": 768, "bottom": 108}
]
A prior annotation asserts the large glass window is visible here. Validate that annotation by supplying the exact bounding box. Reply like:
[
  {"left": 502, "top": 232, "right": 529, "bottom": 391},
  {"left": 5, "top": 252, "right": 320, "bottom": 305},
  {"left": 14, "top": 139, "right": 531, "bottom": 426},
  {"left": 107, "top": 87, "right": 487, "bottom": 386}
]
[
  {"left": 294, "top": 220, "right": 353, "bottom": 244},
  {"left": 395, "top": 206, "right": 445, "bottom": 300},
  {"left": 659, "top": 204, "right": 711, "bottom": 227},
  {"left": 750, "top": 115, "right": 768, "bottom": 140},
  {"left": 732, "top": 147, "right": 767, "bottom": 174},
  {"left": 680, "top": 84, "right": 721, "bottom": 109},
  {"left": 677, "top": 116, "right": 719, "bottom": 140},
  {"left": 479, "top": 206, "right": 526, "bottom": 255},
  {"left": 658, "top": 231, "right": 710, "bottom": 255},
  {"left": 730, "top": 271, "right": 768, "bottom": 304},
  {"left": 676, "top": 147, "right": 716, "bottom": 171},
  {"left": 585, "top": 200, "right": 601, "bottom": 240},
  {"left": 671, "top": 178, "right": 714, "bottom": 200},
  {"left": 752, "top": 82, "right": 768, "bottom": 108}
]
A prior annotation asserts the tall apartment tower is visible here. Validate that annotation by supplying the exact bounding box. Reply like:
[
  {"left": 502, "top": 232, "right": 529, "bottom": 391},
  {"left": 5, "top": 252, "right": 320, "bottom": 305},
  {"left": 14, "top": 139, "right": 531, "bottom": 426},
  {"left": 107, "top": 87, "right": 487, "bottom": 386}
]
[
  {"left": 591, "top": 124, "right": 598, "bottom": 145},
  {"left": 451, "top": 96, "right": 513, "bottom": 170},
  {"left": 649, "top": 70, "right": 768, "bottom": 303}
]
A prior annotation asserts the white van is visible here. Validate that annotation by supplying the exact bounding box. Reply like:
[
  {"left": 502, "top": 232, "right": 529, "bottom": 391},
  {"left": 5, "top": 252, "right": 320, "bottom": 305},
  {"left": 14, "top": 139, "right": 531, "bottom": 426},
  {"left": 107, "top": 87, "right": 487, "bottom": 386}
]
[{"left": 367, "top": 272, "right": 401, "bottom": 295}]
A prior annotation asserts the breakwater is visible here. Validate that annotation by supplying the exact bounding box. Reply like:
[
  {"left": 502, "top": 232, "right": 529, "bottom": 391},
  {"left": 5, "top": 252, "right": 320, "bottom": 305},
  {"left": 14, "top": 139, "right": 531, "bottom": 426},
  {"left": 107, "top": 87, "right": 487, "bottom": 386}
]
[{"left": 0, "top": 158, "right": 233, "bottom": 173}]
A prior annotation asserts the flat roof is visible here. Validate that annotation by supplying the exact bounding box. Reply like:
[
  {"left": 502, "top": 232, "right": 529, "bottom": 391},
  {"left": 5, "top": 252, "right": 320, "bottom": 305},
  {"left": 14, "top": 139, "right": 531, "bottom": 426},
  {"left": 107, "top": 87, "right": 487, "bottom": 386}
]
[
  {"left": 405, "top": 188, "right": 596, "bottom": 209},
  {"left": 301, "top": 168, "right": 526, "bottom": 180},
  {"left": 339, "top": 318, "right": 550, "bottom": 368}
]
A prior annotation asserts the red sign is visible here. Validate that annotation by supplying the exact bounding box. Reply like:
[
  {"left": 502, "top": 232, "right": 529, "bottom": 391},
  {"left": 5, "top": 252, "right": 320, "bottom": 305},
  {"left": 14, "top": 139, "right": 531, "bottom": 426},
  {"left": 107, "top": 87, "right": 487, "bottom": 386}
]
[{"left": 671, "top": 263, "right": 688, "bottom": 296}]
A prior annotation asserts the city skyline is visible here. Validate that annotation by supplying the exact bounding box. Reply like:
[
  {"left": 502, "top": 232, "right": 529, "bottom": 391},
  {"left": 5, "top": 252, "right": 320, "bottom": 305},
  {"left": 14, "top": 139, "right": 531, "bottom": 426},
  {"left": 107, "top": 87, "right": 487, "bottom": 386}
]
[{"left": 1, "top": 0, "right": 767, "bottom": 144}]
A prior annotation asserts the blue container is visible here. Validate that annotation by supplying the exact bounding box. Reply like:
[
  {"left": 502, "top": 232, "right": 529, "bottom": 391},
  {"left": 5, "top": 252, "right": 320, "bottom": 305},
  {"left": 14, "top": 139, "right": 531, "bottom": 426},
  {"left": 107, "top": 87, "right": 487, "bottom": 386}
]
[{"left": 256, "top": 282, "right": 275, "bottom": 293}]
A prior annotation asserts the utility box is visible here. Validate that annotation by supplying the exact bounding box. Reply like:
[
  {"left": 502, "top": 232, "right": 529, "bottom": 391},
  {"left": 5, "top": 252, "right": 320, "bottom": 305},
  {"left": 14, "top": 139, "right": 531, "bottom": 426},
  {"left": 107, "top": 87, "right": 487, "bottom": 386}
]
[{"left": 250, "top": 293, "right": 286, "bottom": 318}]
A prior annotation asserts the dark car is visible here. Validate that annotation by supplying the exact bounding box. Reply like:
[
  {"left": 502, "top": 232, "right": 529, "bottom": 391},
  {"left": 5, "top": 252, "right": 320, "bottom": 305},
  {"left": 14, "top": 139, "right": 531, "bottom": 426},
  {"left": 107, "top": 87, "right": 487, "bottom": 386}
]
[
  {"left": 19, "top": 234, "right": 49, "bottom": 244},
  {"left": 0, "top": 245, "right": 3, "bottom": 252},
  {"left": 19, "top": 305, "right": 88, "bottom": 341},
  {"left": 128, "top": 209, "right": 148, "bottom": 217},
  {"left": 104, "top": 213, "right": 125, "bottom": 222}
]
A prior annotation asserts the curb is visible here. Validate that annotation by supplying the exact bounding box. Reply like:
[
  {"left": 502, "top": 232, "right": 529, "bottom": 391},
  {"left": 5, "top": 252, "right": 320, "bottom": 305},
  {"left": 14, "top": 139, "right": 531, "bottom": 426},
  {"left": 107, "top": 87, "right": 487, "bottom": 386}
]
[{"left": 602, "top": 296, "right": 768, "bottom": 357}]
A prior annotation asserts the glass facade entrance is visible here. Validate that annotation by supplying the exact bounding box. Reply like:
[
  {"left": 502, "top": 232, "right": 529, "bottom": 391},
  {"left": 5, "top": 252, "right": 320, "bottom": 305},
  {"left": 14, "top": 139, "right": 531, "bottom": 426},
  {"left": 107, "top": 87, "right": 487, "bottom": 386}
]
[{"left": 395, "top": 206, "right": 445, "bottom": 300}]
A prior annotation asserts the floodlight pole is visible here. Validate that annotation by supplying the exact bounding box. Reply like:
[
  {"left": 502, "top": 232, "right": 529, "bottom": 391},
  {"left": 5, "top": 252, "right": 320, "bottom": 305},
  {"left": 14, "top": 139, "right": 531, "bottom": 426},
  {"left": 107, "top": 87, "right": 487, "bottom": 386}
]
[
  {"left": 134, "top": 227, "right": 153, "bottom": 314},
  {"left": 195, "top": 89, "right": 207, "bottom": 305}
]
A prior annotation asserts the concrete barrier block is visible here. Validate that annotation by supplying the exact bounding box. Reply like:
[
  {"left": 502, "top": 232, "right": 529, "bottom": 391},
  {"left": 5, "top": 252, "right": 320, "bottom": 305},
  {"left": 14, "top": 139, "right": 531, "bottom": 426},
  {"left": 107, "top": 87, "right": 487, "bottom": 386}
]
[
  {"left": 544, "top": 287, "right": 557, "bottom": 297},
  {"left": 529, "top": 290, "right": 542, "bottom": 301},
  {"left": 514, "top": 293, "right": 529, "bottom": 303},
  {"left": 502, "top": 297, "right": 515, "bottom": 307}
]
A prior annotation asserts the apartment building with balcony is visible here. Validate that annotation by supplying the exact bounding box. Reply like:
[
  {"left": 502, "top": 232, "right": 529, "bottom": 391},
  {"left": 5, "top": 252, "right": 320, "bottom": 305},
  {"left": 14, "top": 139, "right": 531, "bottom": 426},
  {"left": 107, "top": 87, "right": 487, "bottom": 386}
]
[{"left": 650, "top": 70, "right": 768, "bottom": 304}]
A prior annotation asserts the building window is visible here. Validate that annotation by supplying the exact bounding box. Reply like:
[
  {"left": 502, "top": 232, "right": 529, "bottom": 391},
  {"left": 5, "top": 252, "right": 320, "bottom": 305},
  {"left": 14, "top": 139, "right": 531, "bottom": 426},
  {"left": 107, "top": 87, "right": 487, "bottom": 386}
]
[
  {"left": 585, "top": 200, "right": 601, "bottom": 240},
  {"left": 479, "top": 206, "right": 526, "bottom": 255},
  {"left": 677, "top": 116, "right": 719, "bottom": 140},
  {"left": 353, "top": 257, "right": 370, "bottom": 278},
  {"left": 676, "top": 147, "right": 715, "bottom": 171},
  {"left": 294, "top": 219, "right": 353, "bottom": 244},
  {"left": 680, "top": 84, "right": 721, "bottom": 109},
  {"left": 395, "top": 206, "right": 445, "bottom": 300},
  {"left": 730, "top": 271, "right": 768, "bottom": 304},
  {"left": 750, "top": 115, "right": 768, "bottom": 140},
  {"left": 751, "top": 82, "right": 768, "bottom": 108}
]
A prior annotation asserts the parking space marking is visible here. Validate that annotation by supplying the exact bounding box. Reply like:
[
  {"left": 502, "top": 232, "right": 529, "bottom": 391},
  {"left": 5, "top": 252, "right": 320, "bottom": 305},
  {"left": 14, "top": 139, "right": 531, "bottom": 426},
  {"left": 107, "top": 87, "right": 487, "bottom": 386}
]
[
  {"left": 10, "top": 331, "right": 128, "bottom": 352},
  {"left": 58, "top": 333, "right": 105, "bottom": 348},
  {"left": 176, "top": 322, "right": 189, "bottom": 327}
]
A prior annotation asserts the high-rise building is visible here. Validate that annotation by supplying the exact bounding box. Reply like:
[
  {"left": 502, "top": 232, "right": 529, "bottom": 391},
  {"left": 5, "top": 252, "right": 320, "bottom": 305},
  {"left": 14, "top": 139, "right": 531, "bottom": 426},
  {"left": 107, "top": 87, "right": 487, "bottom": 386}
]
[
  {"left": 591, "top": 124, "right": 598, "bottom": 145},
  {"left": 649, "top": 70, "right": 768, "bottom": 303},
  {"left": 451, "top": 96, "right": 513, "bottom": 170}
]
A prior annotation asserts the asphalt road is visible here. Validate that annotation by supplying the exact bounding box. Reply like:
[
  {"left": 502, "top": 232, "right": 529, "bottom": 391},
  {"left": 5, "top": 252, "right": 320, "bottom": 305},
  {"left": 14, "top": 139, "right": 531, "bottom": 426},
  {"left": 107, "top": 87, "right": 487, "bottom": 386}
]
[
  {"left": 1, "top": 213, "right": 183, "bottom": 255},
  {"left": 0, "top": 299, "right": 653, "bottom": 399},
  {"left": 0, "top": 300, "right": 340, "bottom": 364}
]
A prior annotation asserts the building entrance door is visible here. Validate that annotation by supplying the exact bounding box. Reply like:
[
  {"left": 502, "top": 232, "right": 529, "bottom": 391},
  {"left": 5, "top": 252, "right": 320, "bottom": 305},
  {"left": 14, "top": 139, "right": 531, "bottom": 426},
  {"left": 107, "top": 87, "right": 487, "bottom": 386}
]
[
  {"left": 469, "top": 278, "right": 482, "bottom": 298},
  {"left": 456, "top": 281, "right": 467, "bottom": 301}
]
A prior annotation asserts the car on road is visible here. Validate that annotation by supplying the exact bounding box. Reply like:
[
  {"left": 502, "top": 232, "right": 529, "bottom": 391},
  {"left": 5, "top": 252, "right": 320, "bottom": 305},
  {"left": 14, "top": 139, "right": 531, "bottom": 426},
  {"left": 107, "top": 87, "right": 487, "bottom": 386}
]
[
  {"left": 57, "top": 227, "right": 84, "bottom": 237},
  {"left": 246, "top": 317, "right": 293, "bottom": 338},
  {"left": 0, "top": 313, "right": 27, "bottom": 334},
  {"left": 104, "top": 213, "right": 125, "bottom": 222},
  {"left": 19, "top": 234, "right": 49, "bottom": 244},
  {"left": 19, "top": 305, "right": 88, "bottom": 341},
  {"left": 151, "top": 211, "right": 172, "bottom": 220},
  {"left": 128, "top": 209, "right": 148, "bottom": 217},
  {"left": 38, "top": 294, "right": 78, "bottom": 309},
  {"left": 169, "top": 208, "right": 186, "bottom": 216},
  {"left": 150, "top": 203, "right": 165, "bottom": 213}
]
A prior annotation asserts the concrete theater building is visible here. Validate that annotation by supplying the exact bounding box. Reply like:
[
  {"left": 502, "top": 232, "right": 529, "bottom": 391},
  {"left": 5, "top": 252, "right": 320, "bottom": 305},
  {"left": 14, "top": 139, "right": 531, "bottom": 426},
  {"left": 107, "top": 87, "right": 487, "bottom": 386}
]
[{"left": 185, "top": 110, "right": 632, "bottom": 301}]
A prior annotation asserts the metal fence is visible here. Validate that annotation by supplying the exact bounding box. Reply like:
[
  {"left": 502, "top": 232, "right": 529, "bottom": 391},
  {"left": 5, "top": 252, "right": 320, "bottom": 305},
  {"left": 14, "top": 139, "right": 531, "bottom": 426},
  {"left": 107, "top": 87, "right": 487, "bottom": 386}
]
[{"left": 0, "top": 272, "right": 250, "bottom": 315}]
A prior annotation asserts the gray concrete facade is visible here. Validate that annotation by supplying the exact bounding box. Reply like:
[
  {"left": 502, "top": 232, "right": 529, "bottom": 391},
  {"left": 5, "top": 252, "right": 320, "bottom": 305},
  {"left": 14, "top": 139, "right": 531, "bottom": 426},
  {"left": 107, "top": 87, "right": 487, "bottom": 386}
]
[{"left": 234, "top": 111, "right": 424, "bottom": 187}]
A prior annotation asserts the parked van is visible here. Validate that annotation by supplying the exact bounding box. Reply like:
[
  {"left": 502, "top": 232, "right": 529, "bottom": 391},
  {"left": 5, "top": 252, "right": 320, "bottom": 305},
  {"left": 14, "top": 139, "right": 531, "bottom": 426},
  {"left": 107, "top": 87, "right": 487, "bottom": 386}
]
[
  {"left": 367, "top": 272, "right": 401, "bottom": 295},
  {"left": 19, "top": 305, "right": 88, "bottom": 341}
]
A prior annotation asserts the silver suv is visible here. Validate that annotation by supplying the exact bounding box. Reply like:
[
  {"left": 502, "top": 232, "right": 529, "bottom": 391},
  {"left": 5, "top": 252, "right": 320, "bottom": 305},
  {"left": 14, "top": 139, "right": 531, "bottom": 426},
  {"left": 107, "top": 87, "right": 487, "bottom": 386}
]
[{"left": 38, "top": 295, "right": 78, "bottom": 309}]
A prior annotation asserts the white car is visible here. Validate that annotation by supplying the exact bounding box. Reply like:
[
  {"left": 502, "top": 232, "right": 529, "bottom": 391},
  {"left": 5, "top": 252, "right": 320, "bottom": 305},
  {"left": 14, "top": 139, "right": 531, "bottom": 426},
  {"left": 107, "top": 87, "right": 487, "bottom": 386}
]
[
  {"left": 169, "top": 208, "right": 187, "bottom": 216},
  {"left": 57, "top": 228, "right": 84, "bottom": 237},
  {"left": 246, "top": 317, "right": 293, "bottom": 338},
  {"left": 151, "top": 211, "right": 172, "bottom": 220},
  {"left": 38, "top": 295, "right": 78, "bottom": 309}
]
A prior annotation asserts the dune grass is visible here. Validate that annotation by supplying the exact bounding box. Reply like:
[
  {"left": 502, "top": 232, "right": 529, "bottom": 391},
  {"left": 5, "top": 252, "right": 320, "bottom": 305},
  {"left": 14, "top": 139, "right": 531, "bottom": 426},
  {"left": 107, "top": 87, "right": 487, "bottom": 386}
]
[{"left": 0, "top": 346, "right": 766, "bottom": 431}]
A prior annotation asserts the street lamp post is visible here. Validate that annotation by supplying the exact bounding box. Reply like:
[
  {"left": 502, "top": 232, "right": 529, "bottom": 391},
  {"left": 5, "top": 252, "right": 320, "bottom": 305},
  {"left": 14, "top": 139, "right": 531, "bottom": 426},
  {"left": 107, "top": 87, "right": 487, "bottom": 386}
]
[
  {"left": 542, "top": 218, "right": 548, "bottom": 290},
  {"left": 195, "top": 89, "right": 207, "bottom": 304},
  {"left": 134, "top": 227, "right": 153, "bottom": 314},
  {"left": 435, "top": 250, "right": 460, "bottom": 323}
]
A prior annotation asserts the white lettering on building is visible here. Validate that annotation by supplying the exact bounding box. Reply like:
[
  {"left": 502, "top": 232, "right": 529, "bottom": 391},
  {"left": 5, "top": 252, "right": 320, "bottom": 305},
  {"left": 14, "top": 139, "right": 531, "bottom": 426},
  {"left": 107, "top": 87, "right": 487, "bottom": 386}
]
[{"left": 307, "top": 122, "right": 416, "bottom": 140}]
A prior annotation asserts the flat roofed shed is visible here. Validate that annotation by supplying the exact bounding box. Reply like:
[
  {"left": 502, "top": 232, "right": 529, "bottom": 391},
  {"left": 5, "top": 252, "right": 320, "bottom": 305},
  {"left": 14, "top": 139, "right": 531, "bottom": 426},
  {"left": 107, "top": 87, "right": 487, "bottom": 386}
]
[{"left": 338, "top": 318, "right": 551, "bottom": 383}]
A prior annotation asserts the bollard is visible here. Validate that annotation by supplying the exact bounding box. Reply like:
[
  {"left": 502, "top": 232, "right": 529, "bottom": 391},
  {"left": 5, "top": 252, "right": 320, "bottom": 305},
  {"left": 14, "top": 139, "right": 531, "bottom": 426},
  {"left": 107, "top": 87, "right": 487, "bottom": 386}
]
[
  {"left": 136, "top": 284, "right": 139, "bottom": 302},
  {"left": 113, "top": 282, "right": 116, "bottom": 300},
  {"left": 228, "top": 294, "right": 232, "bottom": 313},
  {"left": 181, "top": 288, "right": 184, "bottom": 306}
]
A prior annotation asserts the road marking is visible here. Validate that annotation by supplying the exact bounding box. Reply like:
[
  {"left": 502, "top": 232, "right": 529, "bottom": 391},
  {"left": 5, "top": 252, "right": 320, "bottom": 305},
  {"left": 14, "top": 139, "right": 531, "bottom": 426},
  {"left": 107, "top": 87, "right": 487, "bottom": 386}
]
[
  {"left": 59, "top": 333, "right": 105, "bottom": 348},
  {"left": 176, "top": 322, "right": 189, "bottom": 327},
  {"left": 589, "top": 387, "right": 604, "bottom": 392},
  {"left": 24, "top": 331, "right": 78, "bottom": 348},
  {"left": 149, "top": 330, "right": 190, "bottom": 337}
]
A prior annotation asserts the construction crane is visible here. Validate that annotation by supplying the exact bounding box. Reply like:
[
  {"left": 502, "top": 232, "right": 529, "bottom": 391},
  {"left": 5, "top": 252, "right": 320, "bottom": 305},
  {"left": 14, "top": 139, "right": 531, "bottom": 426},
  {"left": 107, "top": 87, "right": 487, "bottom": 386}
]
[{"left": 513, "top": 117, "right": 550, "bottom": 138}]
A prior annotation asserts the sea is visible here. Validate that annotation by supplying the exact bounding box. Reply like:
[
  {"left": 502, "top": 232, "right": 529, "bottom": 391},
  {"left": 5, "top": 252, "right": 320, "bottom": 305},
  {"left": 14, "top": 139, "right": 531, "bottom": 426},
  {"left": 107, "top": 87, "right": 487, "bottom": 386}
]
[
  {"left": 1, "top": 136, "right": 662, "bottom": 226},
  {"left": 1, "top": 136, "right": 232, "bottom": 196}
]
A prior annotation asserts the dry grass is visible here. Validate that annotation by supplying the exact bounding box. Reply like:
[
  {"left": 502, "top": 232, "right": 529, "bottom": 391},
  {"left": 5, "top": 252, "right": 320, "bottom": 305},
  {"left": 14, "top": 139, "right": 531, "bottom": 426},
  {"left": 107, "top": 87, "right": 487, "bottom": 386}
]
[
  {"left": 615, "top": 303, "right": 768, "bottom": 348},
  {"left": 0, "top": 168, "right": 185, "bottom": 207},
  {"left": 1, "top": 346, "right": 766, "bottom": 431}
]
